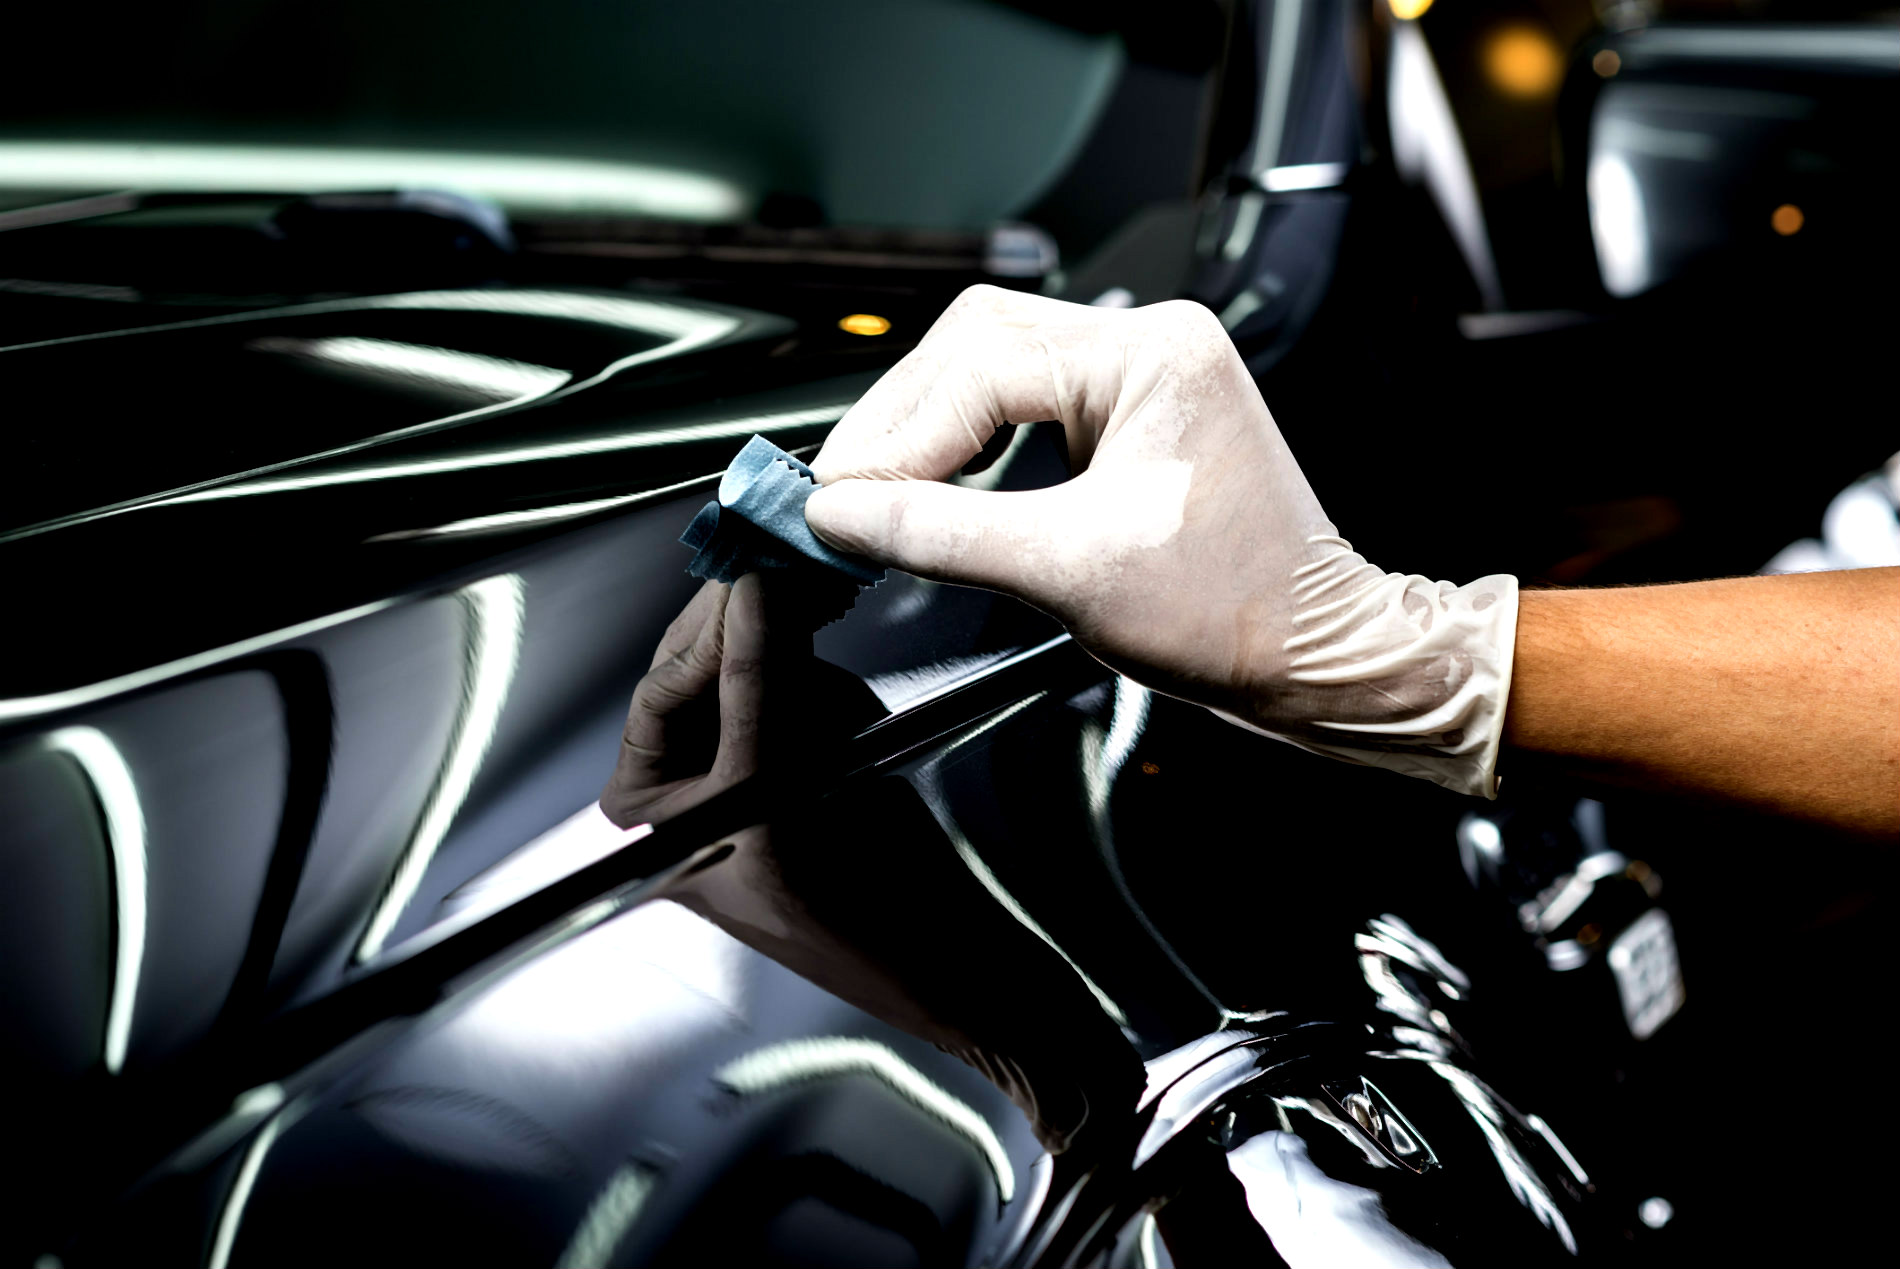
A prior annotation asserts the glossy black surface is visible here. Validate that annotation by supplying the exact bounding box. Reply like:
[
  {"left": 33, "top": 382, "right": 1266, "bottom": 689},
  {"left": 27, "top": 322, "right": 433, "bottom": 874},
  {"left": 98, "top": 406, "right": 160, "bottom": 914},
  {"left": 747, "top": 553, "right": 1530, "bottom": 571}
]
[{"left": 4, "top": 3, "right": 1895, "bottom": 1265}]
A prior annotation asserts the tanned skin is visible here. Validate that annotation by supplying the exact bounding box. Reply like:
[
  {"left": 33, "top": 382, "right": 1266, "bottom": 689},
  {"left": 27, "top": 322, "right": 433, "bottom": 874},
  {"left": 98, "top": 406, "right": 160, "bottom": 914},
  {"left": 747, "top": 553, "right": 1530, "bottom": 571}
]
[{"left": 1503, "top": 567, "right": 1900, "bottom": 839}]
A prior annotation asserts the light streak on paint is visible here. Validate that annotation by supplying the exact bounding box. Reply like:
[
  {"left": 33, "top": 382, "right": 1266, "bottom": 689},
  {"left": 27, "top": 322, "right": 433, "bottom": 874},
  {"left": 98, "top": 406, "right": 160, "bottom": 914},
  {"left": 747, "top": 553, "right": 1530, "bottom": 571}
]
[
  {"left": 910, "top": 690, "right": 1130, "bottom": 1026},
  {"left": 43, "top": 726, "right": 146, "bottom": 1074},
  {"left": 715, "top": 1037, "right": 1016, "bottom": 1202},
  {"left": 206, "top": 1104, "right": 302, "bottom": 1269},
  {"left": 1138, "top": 1212, "right": 1162, "bottom": 1269},
  {"left": 944, "top": 813, "right": 1129, "bottom": 1029},
  {"left": 1085, "top": 676, "right": 1150, "bottom": 821},
  {"left": 1589, "top": 152, "right": 1650, "bottom": 298},
  {"left": 365, "top": 289, "right": 740, "bottom": 340},
  {"left": 249, "top": 336, "right": 569, "bottom": 403},
  {"left": 1429, "top": 1062, "right": 1577, "bottom": 1254},
  {"left": 1252, "top": 0, "right": 1305, "bottom": 174},
  {"left": 555, "top": 1162, "right": 659, "bottom": 1269},
  {"left": 1261, "top": 161, "right": 1348, "bottom": 192},
  {"left": 1389, "top": 21, "right": 1504, "bottom": 310},
  {"left": 0, "top": 596, "right": 402, "bottom": 724},
  {"left": 171, "top": 404, "right": 850, "bottom": 503},
  {"left": 0, "top": 143, "right": 747, "bottom": 220},
  {"left": 440, "top": 804, "right": 654, "bottom": 923},
  {"left": 356, "top": 574, "right": 525, "bottom": 962},
  {"left": 1081, "top": 680, "right": 1225, "bottom": 1019},
  {"left": 1527, "top": 1113, "right": 1591, "bottom": 1187},
  {"left": 1, "top": 290, "right": 767, "bottom": 542}
]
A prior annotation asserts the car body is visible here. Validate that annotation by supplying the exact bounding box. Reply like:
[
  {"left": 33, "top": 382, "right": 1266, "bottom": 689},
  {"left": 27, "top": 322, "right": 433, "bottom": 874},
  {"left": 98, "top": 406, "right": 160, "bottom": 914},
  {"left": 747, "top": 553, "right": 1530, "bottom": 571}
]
[{"left": 2, "top": 3, "right": 1894, "bottom": 1264}]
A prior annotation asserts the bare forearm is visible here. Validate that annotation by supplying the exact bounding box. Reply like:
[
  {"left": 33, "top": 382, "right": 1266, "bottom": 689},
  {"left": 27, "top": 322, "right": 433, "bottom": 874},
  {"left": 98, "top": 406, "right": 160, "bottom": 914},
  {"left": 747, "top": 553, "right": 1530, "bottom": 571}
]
[{"left": 1502, "top": 569, "right": 1900, "bottom": 837}]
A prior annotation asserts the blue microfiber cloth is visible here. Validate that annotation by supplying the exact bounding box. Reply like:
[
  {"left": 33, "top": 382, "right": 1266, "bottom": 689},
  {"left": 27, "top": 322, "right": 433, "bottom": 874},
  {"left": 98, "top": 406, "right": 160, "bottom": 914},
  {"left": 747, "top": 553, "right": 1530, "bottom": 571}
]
[{"left": 681, "top": 435, "right": 884, "bottom": 624}]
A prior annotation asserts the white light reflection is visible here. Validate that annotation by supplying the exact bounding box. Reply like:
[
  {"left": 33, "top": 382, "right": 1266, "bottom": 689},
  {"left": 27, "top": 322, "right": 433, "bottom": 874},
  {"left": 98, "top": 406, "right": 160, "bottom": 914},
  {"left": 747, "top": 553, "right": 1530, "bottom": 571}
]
[
  {"left": 1262, "top": 162, "right": 1348, "bottom": 193},
  {"left": 356, "top": 574, "right": 525, "bottom": 962},
  {"left": 0, "top": 597, "right": 402, "bottom": 725},
  {"left": 440, "top": 804, "right": 653, "bottom": 924},
  {"left": 366, "top": 289, "right": 739, "bottom": 341},
  {"left": 1638, "top": 1195, "right": 1674, "bottom": 1230},
  {"left": 1588, "top": 152, "right": 1649, "bottom": 298},
  {"left": 43, "top": 726, "right": 146, "bottom": 1074},
  {"left": 368, "top": 472, "right": 720, "bottom": 542},
  {"left": 0, "top": 143, "right": 747, "bottom": 220},
  {"left": 555, "top": 1162, "right": 659, "bottom": 1269},
  {"left": 1252, "top": 0, "right": 1306, "bottom": 175},
  {"left": 915, "top": 691, "right": 1133, "bottom": 1027},
  {"left": 207, "top": 1106, "right": 299, "bottom": 1269},
  {"left": 173, "top": 403, "right": 849, "bottom": 503},
  {"left": 1429, "top": 1062, "right": 1577, "bottom": 1255},
  {"left": 714, "top": 1036, "right": 1015, "bottom": 1202},
  {"left": 249, "top": 336, "right": 570, "bottom": 404},
  {"left": 1388, "top": 21, "right": 1504, "bottom": 310}
]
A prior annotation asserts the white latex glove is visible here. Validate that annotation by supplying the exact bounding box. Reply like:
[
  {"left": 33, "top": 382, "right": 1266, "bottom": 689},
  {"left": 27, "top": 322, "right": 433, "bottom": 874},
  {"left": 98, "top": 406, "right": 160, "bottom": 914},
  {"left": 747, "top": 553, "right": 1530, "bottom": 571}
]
[{"left": 804, "top": 286, "right": 1519, "bottom": 797}]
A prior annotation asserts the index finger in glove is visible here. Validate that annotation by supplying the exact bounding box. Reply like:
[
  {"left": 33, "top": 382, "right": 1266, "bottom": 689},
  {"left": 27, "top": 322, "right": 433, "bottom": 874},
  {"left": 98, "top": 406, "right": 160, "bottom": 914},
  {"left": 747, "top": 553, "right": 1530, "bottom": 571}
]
[{"left": 810, "top": 284, "right": 1108, "bottom": 486}]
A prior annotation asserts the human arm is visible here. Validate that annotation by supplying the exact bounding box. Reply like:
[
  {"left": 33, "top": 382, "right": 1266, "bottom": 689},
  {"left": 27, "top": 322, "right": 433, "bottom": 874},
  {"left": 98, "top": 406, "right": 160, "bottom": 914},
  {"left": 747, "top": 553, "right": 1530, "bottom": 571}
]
[
  {"left": 803, "top": 285, "right": 1898, "bottom": 835},
  {"left": 1505, "top": 570, "right": 1900, "bottom": 838}
]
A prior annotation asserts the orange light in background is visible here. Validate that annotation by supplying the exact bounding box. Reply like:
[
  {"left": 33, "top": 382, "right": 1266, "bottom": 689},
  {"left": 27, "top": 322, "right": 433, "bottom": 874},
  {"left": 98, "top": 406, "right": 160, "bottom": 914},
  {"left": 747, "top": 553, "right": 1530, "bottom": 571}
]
[
  {"left": 1592, "top": 48, "right": 1622, "bottom": 78},
  {"left": 1772, "top": 204, "right": 1805, "bottom": 236},
  {"left": 1140, "top": 761, "right": 1161, "bottom": 775},
  {"left": 837, "top": 313, "right": 891, "bottom": 336},
  {"left": 1484, "top": 24, "right": 1564, "bottom": 99},
  {"left": 1389, "top": 0, "right": 1434, "bottom": 19}
]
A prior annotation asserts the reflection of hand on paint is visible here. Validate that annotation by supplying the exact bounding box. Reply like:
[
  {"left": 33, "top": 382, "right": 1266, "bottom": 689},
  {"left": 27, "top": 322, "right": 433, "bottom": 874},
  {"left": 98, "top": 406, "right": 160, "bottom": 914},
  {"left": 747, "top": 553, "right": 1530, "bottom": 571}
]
[
  {"left": 599, "top": 575, "right": 1141, "bottom": 1155},
  {"left": 805, "top": 285, "right": 1520, "bottom": 798}
]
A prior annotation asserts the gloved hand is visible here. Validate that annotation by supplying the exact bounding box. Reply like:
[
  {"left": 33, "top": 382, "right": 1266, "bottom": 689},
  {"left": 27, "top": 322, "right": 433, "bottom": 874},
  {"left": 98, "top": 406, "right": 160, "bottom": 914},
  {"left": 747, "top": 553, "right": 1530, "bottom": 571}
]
[{"left": 805, "top": 285, "right": 1520, "bottom": 797}]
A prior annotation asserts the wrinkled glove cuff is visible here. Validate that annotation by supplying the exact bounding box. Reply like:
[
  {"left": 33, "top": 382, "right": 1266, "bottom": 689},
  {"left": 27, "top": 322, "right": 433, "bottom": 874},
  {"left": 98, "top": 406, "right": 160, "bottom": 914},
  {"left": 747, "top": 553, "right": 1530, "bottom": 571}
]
[{"left": 1267, "top": 572, "right": 1520, "bottom": 799}]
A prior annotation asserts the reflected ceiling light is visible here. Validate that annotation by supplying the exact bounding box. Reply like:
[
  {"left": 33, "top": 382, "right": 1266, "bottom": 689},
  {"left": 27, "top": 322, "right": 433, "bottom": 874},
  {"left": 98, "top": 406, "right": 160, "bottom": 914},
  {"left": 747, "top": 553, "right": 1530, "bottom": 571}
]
[
  {"left": 1388, "top": 0, "right": 1433, "bottom": 19},
  {"left": 556, "top": 1162, "right": 658, "bottom": 1269},
  {"left": 174, "top": 403, "right": 850, "bottom": 502},
  {"left": 715, "top": 1036, "right": 1016, "bottom": 1202},
  {"left": 1260, "top": 161, "right": 1349, "bottom": 193},
  {"left": 1484, "top": 24, "right": 1564, "bottom": 100},
  {"left": 43, "top": 726, "right": 147, "bottom": 1074},
  {"left": 1592, "top": 49, "right": 1622, "bottom": 78},
  {"left": 357, "top": 573, "right": 525, "bottom": 963},
  {"left": 367, "top": 290, "right": 740, "bottom": 342},
  {"left": 837, "top": 313, "right": 890, "bottom": 336},
  {"left": 0, "top": 143, "right": 747, "bottom": 220},
  {"left": 1588, "top": 152, "right": 1650, "bottom": 298},
  {"left": 251, "top": 336, "right": 569, "bottom": 404},
  {"left": 1772, "top": 203, "right": 1805, "bottom": 236},
  {"left": 1388, "top": 20, "right": 1504, "bottom": 310}
]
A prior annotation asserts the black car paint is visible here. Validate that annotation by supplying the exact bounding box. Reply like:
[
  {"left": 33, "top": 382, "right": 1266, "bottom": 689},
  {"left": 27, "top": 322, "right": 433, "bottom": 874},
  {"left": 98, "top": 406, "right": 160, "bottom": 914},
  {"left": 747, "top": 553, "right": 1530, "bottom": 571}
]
[{"left": 3, "top": 4, "right": 1894, "bottom": 1265}]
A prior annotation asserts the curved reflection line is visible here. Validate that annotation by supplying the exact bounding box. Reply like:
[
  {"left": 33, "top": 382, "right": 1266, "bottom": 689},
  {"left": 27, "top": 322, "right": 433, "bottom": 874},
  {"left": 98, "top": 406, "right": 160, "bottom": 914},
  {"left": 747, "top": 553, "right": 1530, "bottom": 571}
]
[
  {"left": 248, "top": 336, "right": 571, "bottom": 404},
  {"left": 918, "top": 694, "right": 1132, "bottom": 1026},
  {"left": 43, "top": 726, "right": 146, "bottom": 1074},
  {"left": 3, "top": 291, "right": 764, "bottom": 543},
  {"left": 1083, "top": 679, "right": 1226, "bottom": 1020},
  {"left": 1428, "top": 1062, "right": 1577, "bottom": 1255},
  {"left": 206, "top": 1100, "right": 302, "bottom": 1269},
  {"left": 555, "top": 1162, "right": 659, "bottom": 1269},
  {"left": 366, "top": 473, "right": 720, "bottom": 542},
  {"left": 172, "top": 403, "right": 850, "bottom": 503},
  {"left": 0, "top": 596, "right": 402, "bottom": 726},
  {"left": 356, "top": 574, "right": 525, "bottom": 962},
  {"left": 716, "top": 1036, "right": 1016, "bottom": 1203}
]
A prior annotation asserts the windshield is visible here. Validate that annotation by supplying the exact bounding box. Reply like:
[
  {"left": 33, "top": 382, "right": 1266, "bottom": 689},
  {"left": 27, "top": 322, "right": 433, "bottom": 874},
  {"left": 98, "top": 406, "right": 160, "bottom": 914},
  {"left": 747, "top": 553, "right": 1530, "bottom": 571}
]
[{"left": 1, "top": 0, "right": 1123, "bottom": 228}]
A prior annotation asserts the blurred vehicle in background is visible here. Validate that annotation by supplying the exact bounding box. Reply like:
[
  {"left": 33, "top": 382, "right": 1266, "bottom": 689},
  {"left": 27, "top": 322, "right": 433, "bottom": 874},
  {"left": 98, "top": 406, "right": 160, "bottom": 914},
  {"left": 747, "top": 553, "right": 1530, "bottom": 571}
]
[{"left": 1, "top": 1, "right": 1894, "bottom": 1264}]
